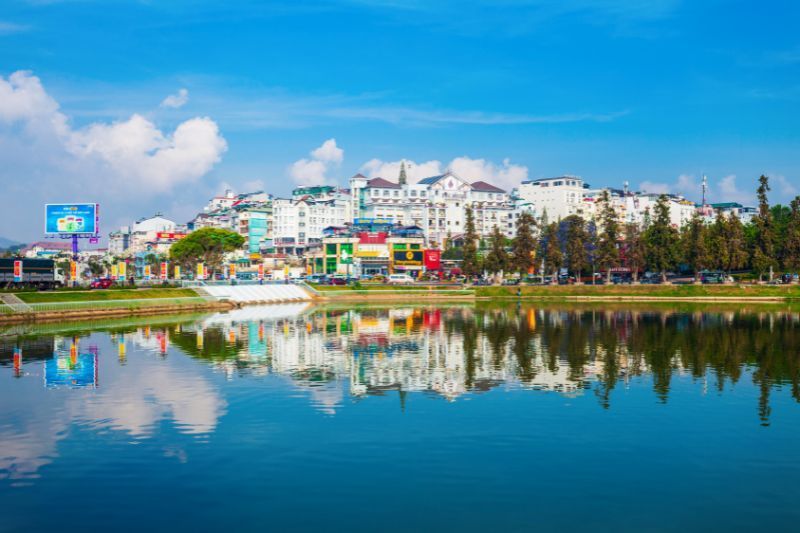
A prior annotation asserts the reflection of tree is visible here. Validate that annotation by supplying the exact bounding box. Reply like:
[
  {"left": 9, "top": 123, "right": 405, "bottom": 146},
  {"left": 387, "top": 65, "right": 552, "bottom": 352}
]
[{"left": 155, "top": 305, "right": 800, "bottom": 423}]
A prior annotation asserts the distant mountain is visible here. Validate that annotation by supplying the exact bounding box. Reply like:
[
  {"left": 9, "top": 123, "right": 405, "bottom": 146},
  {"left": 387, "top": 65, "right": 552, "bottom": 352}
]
[{"left": 0, "top": 236, "right": 23, "bottom": 250}]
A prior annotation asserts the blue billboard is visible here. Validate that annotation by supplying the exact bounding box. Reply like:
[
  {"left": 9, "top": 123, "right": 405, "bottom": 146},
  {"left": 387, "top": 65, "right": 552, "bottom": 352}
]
[{"left": 45, "top": 203, "right": 98, "bottom": 235}]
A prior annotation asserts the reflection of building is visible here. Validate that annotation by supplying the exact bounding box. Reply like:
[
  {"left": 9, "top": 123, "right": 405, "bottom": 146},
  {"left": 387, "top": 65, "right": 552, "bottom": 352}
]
[{"left": 44, "top": 338, "right": 97, "bottom": 388}]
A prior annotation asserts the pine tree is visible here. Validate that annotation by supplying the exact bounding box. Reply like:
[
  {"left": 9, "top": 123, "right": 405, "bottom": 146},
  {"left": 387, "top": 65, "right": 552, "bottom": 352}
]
[
  {"left": 784, "top": 197, "right": 800, "bottom": 276},
  {"left": 623, "top": 223, "right": 646, "bottom": 282},
  {"left": 564, "top": 215, "right": 588, "bottom": 283},
  {"left": 681, "top": 213, "right": 711, "bottom": 283},
  {"left": 752, "top": 175, "right": 777, "bottom": 281},
  {"left": 596, "top": 190, "right": 620, "bottom": 283},
  {"left": 722, "top": 212, "right": 749, "bottom": 275},
  {"left": 462, "top": 206, "right": 480, "bottom": 277},
  {"left": 643, "top": 195, "right": 680, "bottom": 282},
  {"left": 511, "top": 212, "right": 537, "bottom": 274},
  {"left": 484, "top": 225, "right": 509, "bottom": 276},
  {"left": 708, "top": 211, "right": 729, "bottom": 272},
  {"left": 540, "top": 222, "right": 563, "bottom": 281}
]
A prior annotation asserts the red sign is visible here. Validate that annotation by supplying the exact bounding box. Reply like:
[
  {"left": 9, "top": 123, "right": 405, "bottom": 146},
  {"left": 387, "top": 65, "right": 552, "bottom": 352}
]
[
  {"left": 156, "top": 232, "right": 187, "bottom": 240},
  {"left": 160, "top": 262, "right": 168, "bottom": 280},
  {"left": 13, "top": 260, "right": 22, "bottom": 282},
  {"left": 357, "top": 232, "right": 387, "bottom": 244},
  {"left": 424, "top": 249, "right": 441, "bottom": 270},
  {"left": 257, "top": 263, "right": 264, "bottom": 280}
]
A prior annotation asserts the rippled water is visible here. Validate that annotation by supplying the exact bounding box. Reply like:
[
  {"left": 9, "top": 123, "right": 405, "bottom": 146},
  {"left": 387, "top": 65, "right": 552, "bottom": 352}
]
[{"left": 2, "top": 303, "right": 800, "bottom": 531}]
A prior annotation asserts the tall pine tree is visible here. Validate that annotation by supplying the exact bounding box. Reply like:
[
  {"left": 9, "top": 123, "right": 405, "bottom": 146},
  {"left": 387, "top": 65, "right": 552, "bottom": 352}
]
[
  {"left": 462, "top": 206, "right": 480, "bottom": 277},
  {"left": 596, "top": 190, "right": 620, "bottom": 283},
  {"left": 511, "top": 212, "right": 537, "bottom": 275},
  {"left": 681, "top": 212, "right": 711, "bottom": 283},
  {"left": 643, "top": 195, "right": 680, "bottom": 282},
  {"left": 752, "top": 175, "right": 777, "bottom": 281},
  {"left": 564, "top": 215, "right": 588, "bottom": 283},
  {"left": 540, "top": 222, "right": 563, "bottom": 282},
  {"left": 784, "top": 197, "right": 800, "bottom": 277},
  {"left": 623, "top": 223, "right": 646, "bottom": 282},
  {"left": 484, "top": 225, "right": 509, "bottom": 276}
]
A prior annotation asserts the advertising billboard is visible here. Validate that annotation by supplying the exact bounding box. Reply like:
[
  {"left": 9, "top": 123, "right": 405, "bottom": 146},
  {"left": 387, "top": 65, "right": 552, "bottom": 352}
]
[
  {"left": 45, "top": 203, "right": 98, "bottom": 235},
  {"left": 393, "top": 250, "right": 423, "bottom": 266}
]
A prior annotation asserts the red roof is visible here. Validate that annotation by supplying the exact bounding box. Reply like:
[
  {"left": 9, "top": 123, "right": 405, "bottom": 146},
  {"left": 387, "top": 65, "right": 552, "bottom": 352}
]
[
  {"left": 471, "top": 181, "right": 506, "bottom": 193},
  {"left": 367, "top": 177, "right": 401, "bottom": 189}
]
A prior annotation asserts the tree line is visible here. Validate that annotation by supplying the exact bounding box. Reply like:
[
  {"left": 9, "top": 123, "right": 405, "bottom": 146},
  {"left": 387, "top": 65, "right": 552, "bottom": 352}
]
[{"left": 460, "top": 175, "right": 800, "bottom": 282}]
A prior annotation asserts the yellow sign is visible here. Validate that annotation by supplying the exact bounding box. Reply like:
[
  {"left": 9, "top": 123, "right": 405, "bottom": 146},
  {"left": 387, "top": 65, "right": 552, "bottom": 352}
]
[
  {"left": 356, "top": 250, "right": 381, "bottom": 258},
  {"left": 118, "top": 262, "right": 127, "bottom": 280},
  {"left": 197, "top": 263, "right": 204, "bottom": 280},
  {"left": 111, "top": 264, "right": 118, "bottom": 279},
  {"left": 70, "top": 261, "right": 77, "bottom": 280},
  {"left": 229, "top": 263, "right": 236, "bottom": 278},
  {"left": 174, "top": 265, "right": 181, "bottom": 279}
]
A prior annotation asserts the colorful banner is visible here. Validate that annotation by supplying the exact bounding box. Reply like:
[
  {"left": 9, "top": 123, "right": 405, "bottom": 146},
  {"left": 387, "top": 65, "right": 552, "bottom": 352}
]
[
  {"left": 174, "top": 265, "right": 181, "bottom": 280},
  {"left": 110, "top": 263, "right": 118, "bottom": 280},
  {"left": 144, "top": 265, "right": 151, "bottom": 280},
  {"left": 70, "top": 261, "right": 77, "bottom": 281},
  {"left": 229, "top": 263, "right": 236, "bottom": 279},
  {"left": 118, "top": 262, "right": 126, "bottom": 281},
  {"left": 13, "top": 260, "right": 22, "bottom": 282},
  {"left": 160, "top": 262, "right": 168, "bottom": 280},
  {"left": 257, "top": 263, "right": 264, "bottom": 280},
  {"left": 197, "top": 263, "right": 204, "bottom": 280},
  {"left": 45, "top": 203, "right": 99, "bottom": 235}
]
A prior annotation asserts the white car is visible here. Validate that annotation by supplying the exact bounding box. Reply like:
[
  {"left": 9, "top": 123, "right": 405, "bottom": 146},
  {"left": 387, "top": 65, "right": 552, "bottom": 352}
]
[{"left": 387, "top": 274, "right": 415, "bottom": 285}]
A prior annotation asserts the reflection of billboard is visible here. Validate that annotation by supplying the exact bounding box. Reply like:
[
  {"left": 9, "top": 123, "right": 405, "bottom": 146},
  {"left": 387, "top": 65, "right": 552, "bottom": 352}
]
[
  {"left": 393, "top": 250, "right": 423, "bottom": 266},
  {"left": 45, "top": 353, "right": 97, "bottom": 388},
  {"left": 45, "top": 203, "right": 98, "bottom": 235}
]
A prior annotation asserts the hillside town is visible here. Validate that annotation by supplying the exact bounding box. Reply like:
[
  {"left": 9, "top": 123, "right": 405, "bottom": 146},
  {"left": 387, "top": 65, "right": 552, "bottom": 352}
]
[{"left": 9, "top": 166, "right": 797, "bottom": 283}]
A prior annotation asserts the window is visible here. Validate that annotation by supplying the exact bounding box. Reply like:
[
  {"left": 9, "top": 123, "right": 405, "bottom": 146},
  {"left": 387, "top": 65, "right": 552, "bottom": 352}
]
[
  {"left": 411, "top": 190, "right": 417, "bottom": 197},
  {"left": 383, "top": 190, "right": 389, "bottom": 197},
  {"left": 394, "top": 190, "right": 399, "bottom": 197}
]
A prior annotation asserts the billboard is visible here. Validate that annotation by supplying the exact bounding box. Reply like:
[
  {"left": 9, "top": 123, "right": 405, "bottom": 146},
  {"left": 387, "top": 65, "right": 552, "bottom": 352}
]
[
  {"left": 393, "top": 250, "right": 423, "bottom": 266},
  {"left": 45, "top": 203, "right": 98, "bottom": 235}
]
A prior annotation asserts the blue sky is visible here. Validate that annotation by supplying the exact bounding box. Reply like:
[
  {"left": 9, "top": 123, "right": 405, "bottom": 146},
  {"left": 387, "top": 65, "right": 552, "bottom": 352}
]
[{"left": 1, "top": 0, "right": 799, "bottom": 242}]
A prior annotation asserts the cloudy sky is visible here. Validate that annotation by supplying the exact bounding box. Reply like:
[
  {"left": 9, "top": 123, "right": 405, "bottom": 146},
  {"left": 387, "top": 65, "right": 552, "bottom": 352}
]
[{"left": 1, "top": 0, "right": 799, "bottom": 242}]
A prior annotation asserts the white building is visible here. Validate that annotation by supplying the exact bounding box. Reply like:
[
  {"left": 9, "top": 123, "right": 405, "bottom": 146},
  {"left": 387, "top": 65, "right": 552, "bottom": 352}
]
[
  {"left": 108, "top": 214, "right": 178, "bottom": 256},
  {"left": 350, "top": 168, "right": 514, "bottom": 247},
  {"left": 516, "top": 176, "right": 588, "bottom": 222},
  {"left": 272, "top": 188, "right": 352, "bottom": 255}
]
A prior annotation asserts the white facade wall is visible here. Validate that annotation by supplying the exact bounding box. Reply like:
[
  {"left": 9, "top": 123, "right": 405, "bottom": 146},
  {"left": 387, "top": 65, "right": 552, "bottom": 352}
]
[{"left": 517, "top": 177, "right": 586, "bottom": 221}]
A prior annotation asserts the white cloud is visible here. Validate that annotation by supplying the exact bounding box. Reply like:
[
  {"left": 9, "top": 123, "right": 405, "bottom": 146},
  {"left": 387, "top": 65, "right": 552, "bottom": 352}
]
[
  {"left": 310, "top": 138, "right": 343, "bottom": 164},
  {"left": 359, "top": 158, "right": 443, "bottom": 183},
  {"left": 359, "top": 156, "right": 527, "bottom": 190},
  {"left": 0, "top": 21, "right": 29, "bottom": 36},
  {"left": 289, "top": 158, "right": 328, "bottom": 186},
  {"left": 0, "top": 70, "right": 227, "bottom": 240},
  {"left": 717, "top": 174, "right": 753, "bottom": 204},
  {"left": 160, "top": 88, "right": 189, "bottom": 109},
  {"left": 289, "top": 138, "right": 344, "bottom": 186},
  {"left": 448, "top": 156, "right": 528, "bottom": 190},
  {"left": 773, "top": 174, "right": 798, "bottom": 199}
]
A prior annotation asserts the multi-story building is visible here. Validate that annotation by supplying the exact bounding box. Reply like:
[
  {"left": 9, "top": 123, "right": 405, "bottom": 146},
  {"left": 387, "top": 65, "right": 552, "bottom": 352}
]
[
  {"left": 108, "top": 214, "right": 178, "bottom": 256},
  {"left": 272, "top": 186, "right": 352, "bottom": 256},
  {"left": 516, "top": 176, "right": 588, "bottom": 222},
  {"left": 349, "top": 168, "right": 514, "bottom": 247}
]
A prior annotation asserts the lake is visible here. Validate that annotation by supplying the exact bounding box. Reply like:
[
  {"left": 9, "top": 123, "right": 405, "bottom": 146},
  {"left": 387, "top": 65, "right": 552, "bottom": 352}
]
[{"left": 2, "top": 303, "right": 800, "bottom": 531}]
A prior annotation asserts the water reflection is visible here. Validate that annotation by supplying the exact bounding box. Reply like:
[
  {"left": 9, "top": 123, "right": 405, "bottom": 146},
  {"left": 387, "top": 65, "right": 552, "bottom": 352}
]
[
  {"left": 2, "top": 303, "right": 800, "bottom": 483},
  {"left": 170, "top": 304, "right": 800, "bottom": 421}
]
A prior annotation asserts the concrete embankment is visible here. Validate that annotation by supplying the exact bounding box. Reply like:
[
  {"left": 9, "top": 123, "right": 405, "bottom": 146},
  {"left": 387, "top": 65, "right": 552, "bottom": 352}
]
[{"left": 0, "top": 300, "right": 234, "bottom": 325}]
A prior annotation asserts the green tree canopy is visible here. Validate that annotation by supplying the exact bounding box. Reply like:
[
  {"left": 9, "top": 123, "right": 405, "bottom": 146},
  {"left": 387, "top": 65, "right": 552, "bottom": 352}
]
[
  {"left": 169, "top": 228, "right": 245, "bottom": 272},
  {"left": 564, "top": 215, "right": 588, "bottom": 281},
  {"left": 681, "top": 213, "right": 711, "bottom": 282}
]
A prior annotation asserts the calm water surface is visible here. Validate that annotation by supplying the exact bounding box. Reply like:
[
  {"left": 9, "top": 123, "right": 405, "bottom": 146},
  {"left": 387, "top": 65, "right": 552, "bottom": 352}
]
[{"left": 2, "top": 303, "right": 800, "bottom": 531}]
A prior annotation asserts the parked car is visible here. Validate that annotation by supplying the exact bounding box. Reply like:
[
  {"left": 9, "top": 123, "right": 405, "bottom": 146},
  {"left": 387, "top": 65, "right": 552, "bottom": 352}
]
[
  {"left": 327, "top": 276, "right": 347, "bottom": 286},
  {"left": 387, "top": 273, "right": 415, "bottom": 285},
  {"left": 90, "top": 278, "right": 114, "bottom": 289},
  {"left": 472, "top": 278, "right": 491, "bottom": 286},
  {"left": 306, "top": 274, "right": 327, "bottom": 284},
  {"left": 502, "top": 278, "right": 521, "bottom": 285}
]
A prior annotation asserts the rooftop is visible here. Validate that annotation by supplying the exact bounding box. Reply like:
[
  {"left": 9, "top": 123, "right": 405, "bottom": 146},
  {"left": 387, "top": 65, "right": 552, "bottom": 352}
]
[
  {"left": 367, "top": 177, "right": 401, "bottom": 189},
  {"left": 471, "top": 181, "right": 506, "bottom": 193}
]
